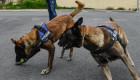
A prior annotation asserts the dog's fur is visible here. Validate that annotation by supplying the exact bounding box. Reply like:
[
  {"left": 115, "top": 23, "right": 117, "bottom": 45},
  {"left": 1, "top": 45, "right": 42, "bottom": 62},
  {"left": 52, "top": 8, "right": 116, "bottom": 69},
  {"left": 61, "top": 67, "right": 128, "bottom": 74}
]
[
  {"left": 11, "top": 0, "right": 84, "bottom": 75},
  {"left": 58, "top": 17, "right": 140, "bottom": 80}
]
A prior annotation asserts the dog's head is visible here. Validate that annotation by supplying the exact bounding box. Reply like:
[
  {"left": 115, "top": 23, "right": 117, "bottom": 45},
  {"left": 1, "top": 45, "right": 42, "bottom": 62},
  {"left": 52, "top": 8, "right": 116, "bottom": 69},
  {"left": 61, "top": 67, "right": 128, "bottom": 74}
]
[
  {"left": 11, "top": 38, "right": 28, "bottom": 65},
  {"left": 58, "top": 17, "right": 83, "bottom": 49}
]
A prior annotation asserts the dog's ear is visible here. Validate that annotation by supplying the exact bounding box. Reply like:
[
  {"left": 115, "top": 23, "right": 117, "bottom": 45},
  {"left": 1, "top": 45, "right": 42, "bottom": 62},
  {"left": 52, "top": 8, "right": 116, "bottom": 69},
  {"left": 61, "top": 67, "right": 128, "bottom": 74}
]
[
  {"left": 11, "top": 38, "right": 17, "bottom": 45},
  {"left": 74, "top": 17, "right": 83, "bottom": 28},
  {"left": 109, "top": 17, "right": 115, "bottom": 22}
]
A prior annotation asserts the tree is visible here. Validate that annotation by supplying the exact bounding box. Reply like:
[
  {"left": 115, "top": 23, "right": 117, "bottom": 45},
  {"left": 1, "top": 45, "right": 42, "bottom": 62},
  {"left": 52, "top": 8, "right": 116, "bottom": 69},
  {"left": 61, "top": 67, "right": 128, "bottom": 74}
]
[
  {"left": 17, "top": 0, "right": 24, "bottom": 3},
  {"left": 0, "top": 0, "right": 6, "bottom": 4}
]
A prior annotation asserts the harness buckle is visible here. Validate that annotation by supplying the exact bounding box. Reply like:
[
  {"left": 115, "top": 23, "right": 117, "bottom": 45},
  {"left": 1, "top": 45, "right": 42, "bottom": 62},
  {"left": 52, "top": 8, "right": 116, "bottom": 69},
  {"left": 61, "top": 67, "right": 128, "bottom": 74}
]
[{"left": 113, "top": 30, "right": 117, "bottom": 38}]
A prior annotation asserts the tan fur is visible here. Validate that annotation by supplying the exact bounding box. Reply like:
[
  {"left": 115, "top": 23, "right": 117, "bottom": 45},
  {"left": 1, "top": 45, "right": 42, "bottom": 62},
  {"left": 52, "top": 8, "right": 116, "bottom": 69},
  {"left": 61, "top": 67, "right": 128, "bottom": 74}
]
[
  {"left": 79, "top": 18, "right": 139, "bottom": 80},
  {"left": 70, "top": 0, "right": 85, "bottom": 17},
  {"left": 11, "top": 0, "right": 84, "bottom": 75}
]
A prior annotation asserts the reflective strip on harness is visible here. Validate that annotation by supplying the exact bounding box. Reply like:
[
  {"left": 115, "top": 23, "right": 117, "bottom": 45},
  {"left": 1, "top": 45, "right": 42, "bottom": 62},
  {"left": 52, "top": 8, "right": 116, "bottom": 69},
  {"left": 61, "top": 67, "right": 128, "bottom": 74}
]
[
  {"left": 38, "top": 23, "right": 50, "bottom": 42},
  {"left": 34, "top": 23, "right": 52, "bottom": 43}
]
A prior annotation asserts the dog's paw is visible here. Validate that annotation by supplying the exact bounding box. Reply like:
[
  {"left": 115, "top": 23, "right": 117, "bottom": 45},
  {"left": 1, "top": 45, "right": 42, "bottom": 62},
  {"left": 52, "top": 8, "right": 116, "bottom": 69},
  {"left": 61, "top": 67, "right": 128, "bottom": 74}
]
[
  {"left": 132, "top": 63, "right": 135, "bottom": 67},
  {"left": 41, "top": 69, "right": 50, "bottom": 75},
  {"left": 67, "top": 58, "right": 72, "bottom": 61}
]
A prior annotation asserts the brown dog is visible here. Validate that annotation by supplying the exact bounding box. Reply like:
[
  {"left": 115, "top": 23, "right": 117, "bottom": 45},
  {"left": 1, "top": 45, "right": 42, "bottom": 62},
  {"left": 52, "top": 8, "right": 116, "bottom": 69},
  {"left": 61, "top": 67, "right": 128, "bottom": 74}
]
[
  {"left": 58, "top": 17, "right": 140, "bottom": 80},
  {"left": 11, "top": 1, "right": 84, "bottom": 75}
]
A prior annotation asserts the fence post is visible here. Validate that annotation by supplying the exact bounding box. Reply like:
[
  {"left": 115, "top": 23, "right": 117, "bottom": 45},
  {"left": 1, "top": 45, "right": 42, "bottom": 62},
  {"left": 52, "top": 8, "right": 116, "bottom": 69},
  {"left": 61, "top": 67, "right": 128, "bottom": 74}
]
[{"left": 137, "top": 0, "right": 139, "bottom": 12}]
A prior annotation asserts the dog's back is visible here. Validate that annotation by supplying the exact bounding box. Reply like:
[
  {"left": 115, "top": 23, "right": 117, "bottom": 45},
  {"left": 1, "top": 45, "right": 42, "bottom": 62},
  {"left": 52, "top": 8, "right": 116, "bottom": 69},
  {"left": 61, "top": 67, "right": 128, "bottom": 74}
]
[
  {"left": 46, "top": 0, "right": 85, "bottom": 42},
  {"left": 102, "top": 17, "right": 129, "bottom": 47}
]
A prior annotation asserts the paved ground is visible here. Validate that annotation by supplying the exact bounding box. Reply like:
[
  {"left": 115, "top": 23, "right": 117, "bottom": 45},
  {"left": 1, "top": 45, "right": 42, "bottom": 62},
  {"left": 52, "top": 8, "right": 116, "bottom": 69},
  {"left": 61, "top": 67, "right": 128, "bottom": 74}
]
[{"left": 0, "top": 9, "right": 140, "bottom": 80}]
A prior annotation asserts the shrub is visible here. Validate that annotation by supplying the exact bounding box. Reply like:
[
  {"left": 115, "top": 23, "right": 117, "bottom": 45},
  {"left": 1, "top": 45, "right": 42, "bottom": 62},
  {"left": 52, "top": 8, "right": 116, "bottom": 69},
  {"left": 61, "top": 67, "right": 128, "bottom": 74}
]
[
  {"left": 132, "top": 8, "right": 137, "bottom": 11},
  {"left": 20, "top": 0, "right": 46, "bottom": 9},
  {"left": 6, "top": 1, "right": 13, "bottom": 6},
  {"left": 5, "top": 1, "right": 15, "bottom": 9},
  {"left": 106, "top": 7, "right": 114, "bottom": 10},
  {"left": 0, "top": 4, "right": 3, "bottom": 9},
  {"left": 17, "top": 0, "right": 24, "bottom": 3},
  {"left": 117, "top": 7, "right": 125, "bottom": 10}
]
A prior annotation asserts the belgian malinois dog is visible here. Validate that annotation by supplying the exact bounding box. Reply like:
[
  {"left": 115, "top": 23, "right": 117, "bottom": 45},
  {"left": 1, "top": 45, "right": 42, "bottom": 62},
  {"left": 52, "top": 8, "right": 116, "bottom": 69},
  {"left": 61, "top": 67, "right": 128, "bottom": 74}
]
[
  {"left": 11, "top": 1, "right": 84, "bottom": 75},
  {"left": 58, "top": 17, "right": 140, "bottom": 80}
]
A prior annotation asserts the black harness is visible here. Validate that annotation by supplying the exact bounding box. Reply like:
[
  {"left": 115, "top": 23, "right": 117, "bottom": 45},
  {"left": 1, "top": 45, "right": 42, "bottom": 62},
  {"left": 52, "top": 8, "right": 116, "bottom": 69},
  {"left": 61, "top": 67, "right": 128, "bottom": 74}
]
[
  {"left": 26, "top": 23, "right": 53, "bottom": 59},
  {"left": 92, "top": 24, "right": 120, "bottom": 62}
]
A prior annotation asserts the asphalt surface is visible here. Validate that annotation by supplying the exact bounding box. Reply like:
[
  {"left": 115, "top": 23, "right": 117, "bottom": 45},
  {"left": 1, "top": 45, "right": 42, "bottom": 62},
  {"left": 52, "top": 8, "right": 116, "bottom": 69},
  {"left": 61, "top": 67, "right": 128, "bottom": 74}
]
[{"left": 0, "top": 9, "right": 140, "bottom": 80}]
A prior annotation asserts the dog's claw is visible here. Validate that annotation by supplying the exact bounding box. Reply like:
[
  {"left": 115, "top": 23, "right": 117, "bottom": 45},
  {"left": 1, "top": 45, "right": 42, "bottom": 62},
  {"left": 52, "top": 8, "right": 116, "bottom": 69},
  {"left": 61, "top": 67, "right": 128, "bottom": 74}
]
[
  {"left": 132, "top": 64, "right": 135, "bottom": 67},
  {"left": 41, "top": 69, "right": 50, "bottom": 75},
  {"left": 131, "top": 61, "right": 135, "bottom": 67}
]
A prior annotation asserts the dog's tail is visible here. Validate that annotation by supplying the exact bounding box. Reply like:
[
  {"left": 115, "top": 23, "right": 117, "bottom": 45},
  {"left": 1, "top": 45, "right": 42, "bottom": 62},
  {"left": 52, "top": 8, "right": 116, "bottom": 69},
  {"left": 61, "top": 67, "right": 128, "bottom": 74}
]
[
  {"left": 70, "top": 0, "right": 85, "bottom": 17},
  {"left": 110, "top": 17, "right": 115, "bottom": 22}
]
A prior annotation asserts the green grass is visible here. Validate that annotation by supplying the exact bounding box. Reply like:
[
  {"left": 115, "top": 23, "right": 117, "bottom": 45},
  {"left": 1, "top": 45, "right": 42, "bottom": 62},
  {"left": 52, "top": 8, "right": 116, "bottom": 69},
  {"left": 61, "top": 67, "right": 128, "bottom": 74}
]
[{"left": 0, "top": 0, "right": 76, "bottom": 9}]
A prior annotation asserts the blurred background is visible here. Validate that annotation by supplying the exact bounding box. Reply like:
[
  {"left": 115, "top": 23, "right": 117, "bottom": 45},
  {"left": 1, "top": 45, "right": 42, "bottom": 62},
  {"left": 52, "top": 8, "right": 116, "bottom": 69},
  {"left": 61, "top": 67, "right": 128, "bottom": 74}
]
[{"left": 0, "top": 0, "right": 139, "bottom": 11}]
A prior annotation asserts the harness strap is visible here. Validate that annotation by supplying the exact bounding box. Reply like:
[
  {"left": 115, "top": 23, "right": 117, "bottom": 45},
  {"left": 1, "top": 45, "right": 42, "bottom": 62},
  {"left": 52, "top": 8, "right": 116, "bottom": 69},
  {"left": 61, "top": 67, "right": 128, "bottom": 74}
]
[
  {"left": 26, "top": 23, "right": 53, "bottom": 59},
  {"left": 91, "top": 25, "right": 120, "bottom": 62},
  {"left": 92, "top": 25, "right": 120, "bottom": 54},
  {"left": 34, "top": 24, "right": 53, "bottom": 43}
]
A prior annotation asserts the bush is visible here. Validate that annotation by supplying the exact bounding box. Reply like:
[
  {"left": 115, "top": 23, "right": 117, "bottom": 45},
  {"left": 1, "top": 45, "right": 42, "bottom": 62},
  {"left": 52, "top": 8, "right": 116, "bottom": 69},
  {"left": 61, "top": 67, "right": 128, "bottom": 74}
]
[
  {"left": 5, "top": 1, "right": 15, "bottom": 9},
  {"left": 117, "top": 7, "right": 125, "bottom": 10},
  {"left": 1, "top": 0, "right": 75, "bottom": 9},
  {"left": 0, "top": 4, "right": 3, "bottom": 9},
  {"left": 6, "top": 1, "right": 13, "bottom": 6},
  {"left": 20, "top": 0, "right": 46, "bottom": 9},
  {"left": 17, "top": 0, "right": 24, "bottom": 3},
  {"left": 2, "top": 0, "right": 46, "bottom": 9},
  {"left": 132, "top": 8, "right": 137, "bottom": 11},
  {"left": 106, "top": 7, "right": 114, "bottom": 10}
]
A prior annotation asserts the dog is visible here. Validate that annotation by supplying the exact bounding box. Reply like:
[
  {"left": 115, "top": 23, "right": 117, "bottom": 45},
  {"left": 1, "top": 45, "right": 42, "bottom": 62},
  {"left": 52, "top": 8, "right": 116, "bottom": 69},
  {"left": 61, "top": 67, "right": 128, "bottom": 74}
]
[
  {"left": 58, "top": 17, "right": 140, "bottom": 80},
  {"left": 11, "top": 0, "right": 84, "bottom": 75},
  {"left": 60, "top": 47, "right": 74, "bottom": 61}
]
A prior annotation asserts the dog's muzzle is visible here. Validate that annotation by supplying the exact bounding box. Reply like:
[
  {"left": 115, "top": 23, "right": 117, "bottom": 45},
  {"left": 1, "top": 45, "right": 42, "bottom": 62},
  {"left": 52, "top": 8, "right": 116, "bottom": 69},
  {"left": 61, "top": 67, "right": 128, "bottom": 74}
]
[
  {"left": 15, "top": 58, "right": 28, "bottom": 65},
  {"left": 58, "top": 39, "right": 73, "bottom": 50}
]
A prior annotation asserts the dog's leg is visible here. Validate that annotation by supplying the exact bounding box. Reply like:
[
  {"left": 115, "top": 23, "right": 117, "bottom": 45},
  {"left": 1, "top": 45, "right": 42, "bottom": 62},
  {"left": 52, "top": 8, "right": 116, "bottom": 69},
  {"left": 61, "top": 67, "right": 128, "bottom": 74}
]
[
  {"left": 90, "top": 53, "right": 112, "bottom": 80},
  {"left": 121, "top": 53, "right": 140, "bottom": 80},
  {"left": 60, "top": 47, "right": 65, "bottom": 58},
  {"left": 101, "top": 63, "right": 112, "bottom": 80},
  {"left": 124, "top": 46, "right": 135, "bottom": 67},
  {"left": 67, "top": 48, "right": 74, "bottom": 61},
  {"left": 114, "top": 41, "right": 140, "bottom": 80},
  {"left": 41, "top": 41, "right": 55, "bottom": 75}
]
